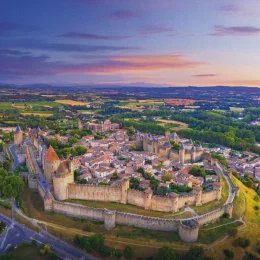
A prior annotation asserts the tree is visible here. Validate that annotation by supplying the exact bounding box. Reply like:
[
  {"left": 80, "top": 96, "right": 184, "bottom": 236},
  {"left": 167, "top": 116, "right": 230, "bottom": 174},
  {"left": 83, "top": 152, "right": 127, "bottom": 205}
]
[
  {"left": 227, "top": 228, "right": 238, "bottom": 237},
  {"left": 162, "top": 174, "right": 172, "bottom": 182},
  {"left": 2, "top": 175, "right": 24, "bottom": 198},
  {"left": 137, "top": 167, "right": 145, "bottom": 175},
  {"left": 130, "top": 176, "right": 140, "bottom": 189},
  {"left": 89, "top": 233, "right": 105, "bottom": 253},
  {"left": 156, "top": 246, "right": 179, "bottom": 260},
  {"left": 183, "top": 246, "right": 204, "bottom": 260},
  {"left": 3, "top": 160, "right": 11, "bottom": 171},
  {"left": 74, "top": 170, "right": 80, "bottom": 181},
  {"left": 110, "top": 248, "right": 121, "bottom": 259},
  {"left": 0, "top": 168, "right": 8, "bottom": 195},
  {"left": 111, "top": 171, "right": 119, "bottom": 180},
  {"left": 233, "top": 237, "right": 250, "bottom": 248},
  {"left": 75, "top": 146, "right": 87, "bottom": 155},
  {"left": 223, "top": 249, "right": 234, "bottom": 259},
  {"left": 189, "top": 165, "right": 206, "bottom": 178},
  {"left": 124, "top": 245, "right": 133, "bottom": 259},
  {"left": 157, "top": 186, "right": 169, "bottom": 196}
]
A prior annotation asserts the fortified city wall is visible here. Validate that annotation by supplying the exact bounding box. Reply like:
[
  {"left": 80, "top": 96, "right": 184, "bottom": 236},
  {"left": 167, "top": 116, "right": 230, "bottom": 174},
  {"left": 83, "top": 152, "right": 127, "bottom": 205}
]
[{"left": 67, "top": 180, "right": 221, "bottom": 213}]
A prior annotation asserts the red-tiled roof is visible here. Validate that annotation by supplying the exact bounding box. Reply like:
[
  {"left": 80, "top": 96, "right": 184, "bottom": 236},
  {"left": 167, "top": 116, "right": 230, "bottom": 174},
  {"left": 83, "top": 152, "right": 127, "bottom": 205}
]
[{"left": 44, "top": 145, "right": 60, "bottom": 162}]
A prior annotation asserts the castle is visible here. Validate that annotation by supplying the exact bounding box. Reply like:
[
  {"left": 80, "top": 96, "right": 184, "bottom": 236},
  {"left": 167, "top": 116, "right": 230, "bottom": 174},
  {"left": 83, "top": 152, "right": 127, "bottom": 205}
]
[
  {"left": 79, "top": 118, "right": 120, "bottom": 134},
  {"left": 18, "top": 128, "right": 239, "bottom": 243},
  {"left": 43, "top": 145, "right": 222, "bottom": 214},
  {"left": 136, "top": 131, "right": 203, "bottom": 164}
]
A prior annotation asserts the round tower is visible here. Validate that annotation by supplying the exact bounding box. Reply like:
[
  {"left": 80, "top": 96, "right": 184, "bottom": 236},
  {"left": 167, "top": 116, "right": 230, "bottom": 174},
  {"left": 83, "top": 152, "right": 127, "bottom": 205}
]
[
  {"left": 14, "top": 125, "right": 23, "bottom": 145},
  {"left": 178, "top": 220, "right": 199, "bottom": 243},
  {"left": 179, "top": 143, "right": 185, "bottom": 164},
  {"left": 213, "top": 182, "right": 222, "bottom": 200},
  {"left": 104, "top": 210, "right": 116, "bottom": 230},
  {"left": 53, "top": 157, "right": 74, "bottom": 201},
  {"left": 44, "top": 145, "right": 60, "bottom": 185},
  {"left": 191, "top": 146, "right": 196, "bottom": 163}
]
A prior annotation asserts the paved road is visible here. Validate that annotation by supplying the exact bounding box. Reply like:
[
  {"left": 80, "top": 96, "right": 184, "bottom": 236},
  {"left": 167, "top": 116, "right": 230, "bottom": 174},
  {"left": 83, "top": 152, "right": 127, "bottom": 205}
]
[
  {"left": 0, "top": 213, "right": 91, "bottom": 259},
  {"left": 9, "top": 145, "right": 19, "bottom": 172}
]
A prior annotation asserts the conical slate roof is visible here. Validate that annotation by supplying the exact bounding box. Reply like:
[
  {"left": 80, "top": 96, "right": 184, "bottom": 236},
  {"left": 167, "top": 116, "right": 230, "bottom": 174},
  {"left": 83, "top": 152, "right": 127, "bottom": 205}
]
[
  {"left": 15, "top": 125, "right": 22, "bottom": 133},
  {"left": 44, "top": 145, "right": 60, "bottom": 162},
  {"left": 180, "top": 143, "right": 185, "bottom": 150},
  {"left": 44, "top": 189, "right": 53, "bottom": 199}
]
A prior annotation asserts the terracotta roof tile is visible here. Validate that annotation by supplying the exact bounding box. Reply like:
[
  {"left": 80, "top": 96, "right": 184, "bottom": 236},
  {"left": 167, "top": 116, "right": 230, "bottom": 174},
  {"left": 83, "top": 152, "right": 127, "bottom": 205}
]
[{"left": 44, "top": 145, "right": 60, "bottom": 162}]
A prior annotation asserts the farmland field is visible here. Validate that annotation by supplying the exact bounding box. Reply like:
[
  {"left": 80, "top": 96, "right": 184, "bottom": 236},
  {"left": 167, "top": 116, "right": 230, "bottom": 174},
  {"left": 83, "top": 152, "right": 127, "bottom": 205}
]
[{"left": 55, "top": 99, "right": 89, "bottom": 106}]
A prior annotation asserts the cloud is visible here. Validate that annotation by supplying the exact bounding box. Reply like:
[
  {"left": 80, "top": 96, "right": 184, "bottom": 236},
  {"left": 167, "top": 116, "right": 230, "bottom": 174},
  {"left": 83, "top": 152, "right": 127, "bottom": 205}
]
[
  {"left": 140, "top": 25, "right": 175, "bottom": 35},
  {"left": 60, "top": 32, "right": 131, "bottom": 40},
  {"left": 193, "top": 74, "right": 218, "bottom": 78},
  {"left": 219, "top": 4, "right": 240, "bottom": 13},
  {"left": 210, "top": 25, "right": 260, "bottom": 36},
  {"left": 0, "top": 53, "right": 53, "bottom": 77},
  {"left": 0, "top": 49, "right": 30, "bottom": 56},
  {"left": 55, "top": 54, "right": 203, "bottom": 75},
  {"left": 0, "top": 22, "right": 40, "bottom": 35},
  {"left": 3, "top": 40, "right": 141, "bottom": 53},
  {"left": 0, "top": 53, "right": 203, "bottom": 79},
  {"left": 108, "top": 9, "right": 140, "bottom": 20}
]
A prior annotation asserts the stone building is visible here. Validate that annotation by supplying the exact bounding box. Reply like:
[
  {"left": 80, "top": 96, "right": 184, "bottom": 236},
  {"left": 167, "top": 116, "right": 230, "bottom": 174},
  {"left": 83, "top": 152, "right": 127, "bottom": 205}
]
[
  {"left": 137, "top": 131, "right": 203, "bottom": 164},
  {"left": 86, "top": 119, "right": 120, "bottom": 134}
]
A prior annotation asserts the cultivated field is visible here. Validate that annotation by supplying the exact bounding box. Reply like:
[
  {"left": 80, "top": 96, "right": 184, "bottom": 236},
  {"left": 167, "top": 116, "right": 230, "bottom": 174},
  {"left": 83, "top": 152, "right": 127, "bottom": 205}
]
[{"left": 55, "top": 100, "right": 89, "bottom": 106}]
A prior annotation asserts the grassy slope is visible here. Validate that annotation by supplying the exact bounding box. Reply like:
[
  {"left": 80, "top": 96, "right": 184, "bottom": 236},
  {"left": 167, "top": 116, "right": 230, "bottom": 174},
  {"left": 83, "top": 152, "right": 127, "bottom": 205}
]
[{"left": 212, "top": 176, "right": 260, "bottom": 260}]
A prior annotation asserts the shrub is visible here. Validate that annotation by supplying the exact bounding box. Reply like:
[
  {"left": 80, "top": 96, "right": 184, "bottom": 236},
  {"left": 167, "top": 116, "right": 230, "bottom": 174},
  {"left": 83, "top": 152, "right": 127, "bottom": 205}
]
[
  {"left": 124, "top": 245, "right": 133, "bottom": 259},
  {"left": 83, "top": 222, "right": 94, "bottom": 232},
  {"left": 227, "top": 228, "right": 238, "bottom": 237},
  {"left": 20, "top": 240, "right": 27, "bottom": 247},
  {"left": 31, "top": 239, "right": 37, "bottom": 246},
  {"left": 254, "top": 195, "right": 260, "bottom": 202},
  {"left": 233, "top": 237, "right": 250, "bottom": 248},
  {"left": 254, "top": 205, "right": 259, "bottom": 211},
  {"left": 110, "top": 248, "right": 121, "bottom": 259},
  {"left": 49, "top": 253, "right": 59, "bottom": 260},
  {"left": 156, "top": 246, "right": 179, "bottom": 260},
  {"left": 223, "top": 249, "right": 234, "bottom": 259},
  {"left": 222, "top": 213, "right": 230, "bottom": 219}
]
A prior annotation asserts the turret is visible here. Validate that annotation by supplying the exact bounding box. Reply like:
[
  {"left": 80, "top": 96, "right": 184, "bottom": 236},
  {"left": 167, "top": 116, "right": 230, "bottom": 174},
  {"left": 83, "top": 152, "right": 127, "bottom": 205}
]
[
  {"left": 179, "top": 143, "right": 185, "bottom": 164},
  {"left": 197, "top": 143, "right": 203, "bottom": 151},
  {"left": 44, "top": 145, "right": 60, "bottom": 185},
  {"left": 14, "top": 125, "right": 23, "bottom": 145},
  {"left": 53, "top": 157, "right": 74, "bottom": 201},
  {"left": 191, "top": 146, "right": 196, "bottom": 162},
  {"left": 43, "top": 188, "right": 54, "bottom": 213}
]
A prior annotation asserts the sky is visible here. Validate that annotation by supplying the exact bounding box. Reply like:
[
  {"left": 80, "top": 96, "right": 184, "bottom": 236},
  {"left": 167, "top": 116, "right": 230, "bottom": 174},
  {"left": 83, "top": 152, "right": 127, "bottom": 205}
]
[{"left": 1, "top": 0, "right": 260, "bottom": 87}]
